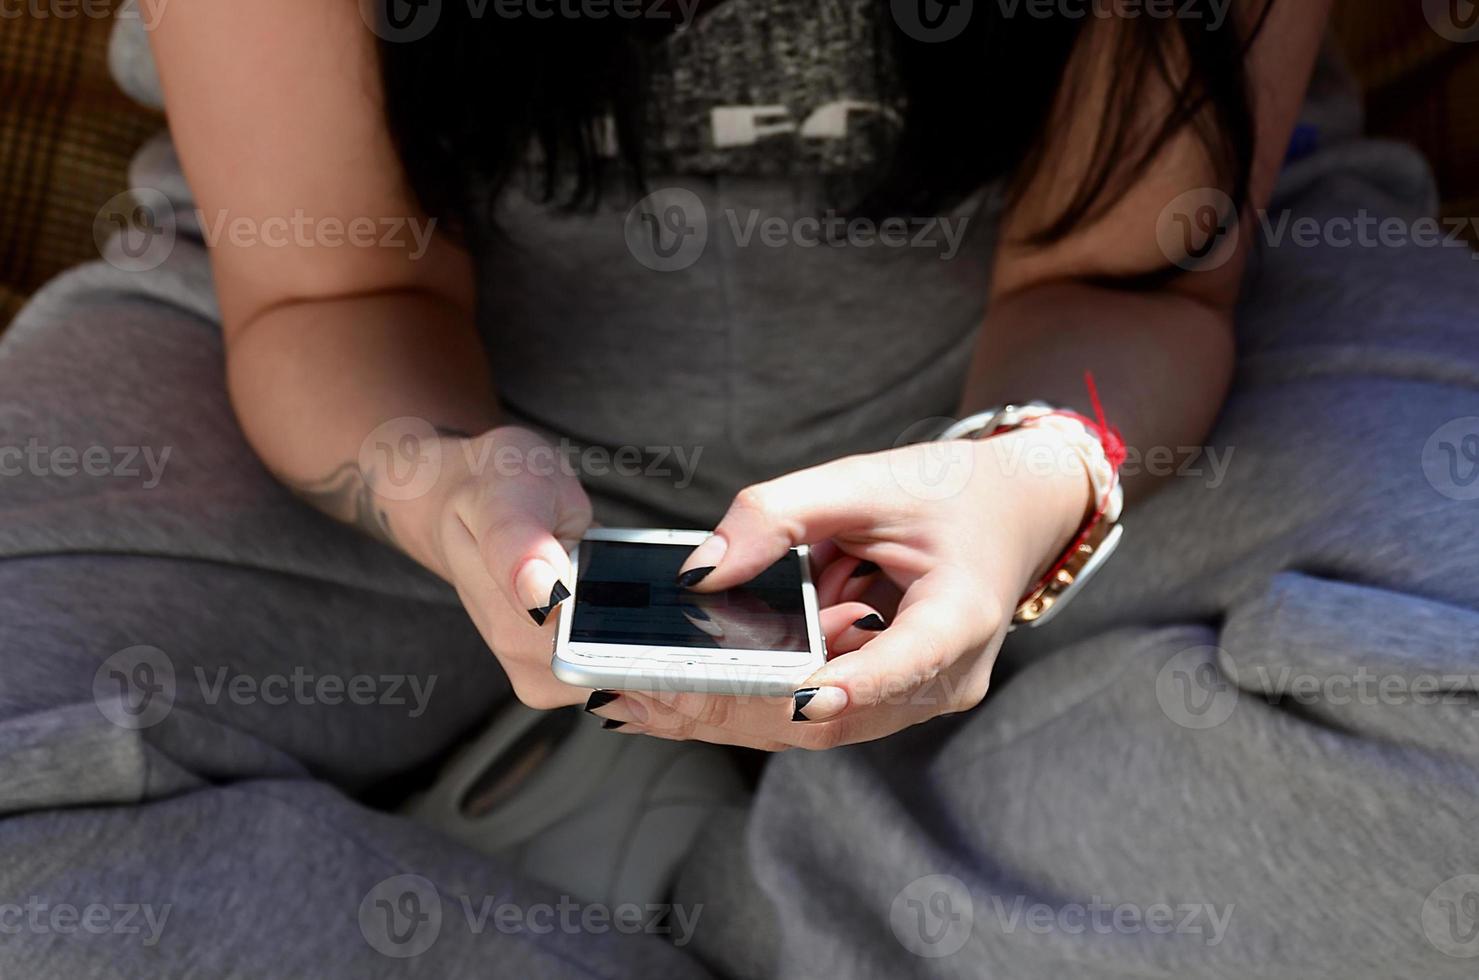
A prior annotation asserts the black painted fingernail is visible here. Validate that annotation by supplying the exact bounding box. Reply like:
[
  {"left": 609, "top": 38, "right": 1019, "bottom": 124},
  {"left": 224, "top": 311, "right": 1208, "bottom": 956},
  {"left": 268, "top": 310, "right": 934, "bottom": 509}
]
[
  {"left": 680, "top": 602, "right": 711, "bottom": 621},
  {"left": 852, "top": 613, "right": 887, "bottom": 631},
  {"left": 584, "top": 690, "right": 619, "bottom": 714},
  {"left": 791, "top": 688, "right": 818, "bottom": 722},
  {"left": 850, "top": 560, "right": 880, "bottom": 578},
  {"left": 676, "top": 566, "right": 715, "bottom": 589},
  {"left": 601, "top": 718, "right": 628, "bottom": 730},
  {"left": 527, "top": 580, "right": 571, "bottom": 626},
  {"left": 791, "top": 686, "right": 847, "bottom": 722}
]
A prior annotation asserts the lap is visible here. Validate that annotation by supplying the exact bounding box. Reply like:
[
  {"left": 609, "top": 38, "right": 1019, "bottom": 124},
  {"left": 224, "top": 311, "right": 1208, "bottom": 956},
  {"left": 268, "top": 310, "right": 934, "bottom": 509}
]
[
  {"left": 681, "top": 143, "right": 1479, "bottom": 978},
  {"left": 0, "top": 218, "right": 697, "bottom": 980},
  {"left": 0, "top": 256, "right": 506, "bottom": 803},
  {"left": 0, "top": 775, "right": 702, "bottom": 979}
]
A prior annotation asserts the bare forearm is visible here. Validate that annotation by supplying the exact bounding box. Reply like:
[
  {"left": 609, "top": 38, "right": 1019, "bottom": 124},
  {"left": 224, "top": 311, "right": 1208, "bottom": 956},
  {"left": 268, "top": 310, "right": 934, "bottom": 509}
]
[
  {"left": 226, "top": 289, "right": 498, "bottom": 567},
  {"left": 959, "top": 279, "right": 1235, "bottom": 500}
]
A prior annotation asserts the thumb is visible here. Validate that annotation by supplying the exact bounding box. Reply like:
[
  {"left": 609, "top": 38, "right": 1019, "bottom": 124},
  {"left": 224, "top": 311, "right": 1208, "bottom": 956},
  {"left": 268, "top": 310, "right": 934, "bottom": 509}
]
[
  {"left": 467, "top": 469, "right": 590, "bottom": 629},
  {"left": 678, "top": 457, "right": 880, "bottom": 592}
]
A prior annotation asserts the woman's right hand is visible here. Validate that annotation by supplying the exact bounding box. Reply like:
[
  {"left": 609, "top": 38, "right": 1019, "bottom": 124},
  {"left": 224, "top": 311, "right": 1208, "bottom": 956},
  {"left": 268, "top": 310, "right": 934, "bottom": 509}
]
[{"left": 415, "top": 425, "right": 594, "bottom": 709}]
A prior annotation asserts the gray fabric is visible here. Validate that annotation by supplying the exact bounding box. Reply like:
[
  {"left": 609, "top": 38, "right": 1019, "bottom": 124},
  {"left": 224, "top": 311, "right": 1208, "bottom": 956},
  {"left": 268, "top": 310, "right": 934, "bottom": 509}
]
[
  {"left": 5, "top": 12, "right": 1479, "bottom": 980},
  {"left": 0, "top": 277, "right": 704, "bottom": 975},
  {"left": 676, "top": 141, "right": 1479, "bottom": 978}
]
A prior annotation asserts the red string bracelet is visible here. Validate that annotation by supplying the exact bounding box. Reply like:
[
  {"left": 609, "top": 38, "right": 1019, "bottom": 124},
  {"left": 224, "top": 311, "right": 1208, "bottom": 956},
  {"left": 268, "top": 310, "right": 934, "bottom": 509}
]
[{"left": 1012, "top": 371, "right": 1125, "bottom": 607}]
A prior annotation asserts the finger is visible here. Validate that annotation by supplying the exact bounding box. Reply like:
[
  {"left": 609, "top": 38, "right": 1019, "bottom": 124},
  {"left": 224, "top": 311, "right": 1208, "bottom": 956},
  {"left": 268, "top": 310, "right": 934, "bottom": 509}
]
[
  {"left": 790, "top": 571, "right": 1000, "bottom": 724},
  {"left": 589, "top": 680, "right": 954, "bottom": 753},
  {"left": 441, "top": 519, "right": 586, "bottom": 709},
  {"left": 587, "top": 692, "right": 792, "bottom": 750},
  {"left": 464, "top": 471, "right": 589, "bottom": 628},
  {"left": 597, "top": 601, "right": 889, "bottom": 741},
  {"left": 840, "top": 559, "right": 882, "bottom": 604},
  {"left": 679, "top": 602, "right": 728, "bottom": 639},
  {"left": 621, "top": 685, "right": 926, "bottom": 754},
  {"left": 808, "top": 538, "right": 841, "bottom": 581},
  {"left": 823, "top": 605, "right": 889, "bottom": 656},
  {"left": 817, "top": 554, "right": 880, "bottom": 608},
  {"left": 676, "top": 457, "right": 896, "bottom": 592},
  {"left": 609, "top": 725, "right": 792, "bottom": 753},
  {"left": 856, "top": 575, "right": 904, "bottom": 621},
  {"left": 784, "top": 674, "right": 970, "bottom": 750}
]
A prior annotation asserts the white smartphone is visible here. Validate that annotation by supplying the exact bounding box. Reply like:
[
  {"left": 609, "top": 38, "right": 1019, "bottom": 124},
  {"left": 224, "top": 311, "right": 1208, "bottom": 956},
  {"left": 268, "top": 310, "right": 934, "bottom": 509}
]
[{"left": 551, "top": 528, "right": 826, "bottom": 696}]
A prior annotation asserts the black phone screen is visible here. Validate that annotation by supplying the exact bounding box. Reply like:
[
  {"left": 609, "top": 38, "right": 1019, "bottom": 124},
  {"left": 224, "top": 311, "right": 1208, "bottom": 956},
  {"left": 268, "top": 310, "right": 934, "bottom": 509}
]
[{"left": 569, "top": 540, "right": 809, "bottom": 651}]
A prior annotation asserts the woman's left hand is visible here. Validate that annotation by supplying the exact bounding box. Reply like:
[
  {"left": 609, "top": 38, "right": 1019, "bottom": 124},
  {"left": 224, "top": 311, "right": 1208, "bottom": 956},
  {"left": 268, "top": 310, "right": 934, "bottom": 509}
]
[{"left": 585, "top": 426, "right": 1095, "bottom": 750}]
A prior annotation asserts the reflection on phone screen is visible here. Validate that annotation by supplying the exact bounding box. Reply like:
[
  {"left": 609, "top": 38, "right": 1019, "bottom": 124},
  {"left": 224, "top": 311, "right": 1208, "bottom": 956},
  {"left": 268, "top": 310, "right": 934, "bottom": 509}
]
[{"left": 570, "top": 541, "right": 808, "bottom": 651}]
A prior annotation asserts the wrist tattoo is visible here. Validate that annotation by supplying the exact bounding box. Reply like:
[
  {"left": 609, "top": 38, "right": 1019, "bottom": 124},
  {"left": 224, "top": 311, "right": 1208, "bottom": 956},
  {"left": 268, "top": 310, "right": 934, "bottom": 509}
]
[
  {"left": 290, "top": 424, "right": 474, "bottom": 547},
  {"left": 292, "top": 463, "right": 396, "bottom": 546}
]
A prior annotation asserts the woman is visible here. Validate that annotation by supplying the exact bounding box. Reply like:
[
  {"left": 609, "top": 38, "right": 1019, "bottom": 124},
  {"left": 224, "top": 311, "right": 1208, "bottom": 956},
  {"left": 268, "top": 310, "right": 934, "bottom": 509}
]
[
  {"left": 10, "top": 0, "right": 1479, "bottom": 977},
  {"left": 149, "top": 0, "right": 1325, "bottom": 742}
]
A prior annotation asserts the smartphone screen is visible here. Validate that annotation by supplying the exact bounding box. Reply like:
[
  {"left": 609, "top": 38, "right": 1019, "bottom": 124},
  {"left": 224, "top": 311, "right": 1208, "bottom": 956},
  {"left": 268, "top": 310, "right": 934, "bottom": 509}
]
[{"left": 570, "top": 540, "right": 810, "bottom": 651}]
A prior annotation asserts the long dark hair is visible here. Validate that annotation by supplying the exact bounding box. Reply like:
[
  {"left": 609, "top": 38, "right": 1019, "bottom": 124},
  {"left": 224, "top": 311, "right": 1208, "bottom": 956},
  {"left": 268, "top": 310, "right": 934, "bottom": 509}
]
[{"left": 375, "top": 1, "right": 1272, "bottom": 252}]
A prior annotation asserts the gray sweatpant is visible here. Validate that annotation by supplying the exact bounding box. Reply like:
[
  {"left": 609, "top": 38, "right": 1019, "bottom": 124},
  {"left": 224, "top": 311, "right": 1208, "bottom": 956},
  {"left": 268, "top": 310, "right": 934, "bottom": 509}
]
[
  {"left": 5, "top": 48, "right": 1479, "bottom": 980},
  {"left": 673, "top": 144, "right": 1479, "bottom": 978},
  {"left": 0, "top": 169, "right": 705, "bottom": 975}
]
